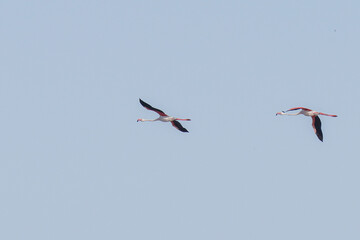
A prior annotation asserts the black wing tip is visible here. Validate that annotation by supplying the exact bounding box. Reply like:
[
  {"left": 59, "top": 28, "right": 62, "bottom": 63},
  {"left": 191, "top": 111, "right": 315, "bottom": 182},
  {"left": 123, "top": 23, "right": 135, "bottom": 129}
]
[
  {"left": 318, "top": 133, "right": 323, "bottom": 141},
  {"left": 316, "top": 131, "right": 323, "bottom": 142},
  {"left": 177, "top": 126, "right": 189, "bottom": 133},
  {"left": 313, "top": 116, "right": 323, "bottom": 142},
  {"left": 139, "top": 99, "right": 150, "bottom": 108},
  {"left": 172, "top": 120, "right": 189, "bottom": 133}
]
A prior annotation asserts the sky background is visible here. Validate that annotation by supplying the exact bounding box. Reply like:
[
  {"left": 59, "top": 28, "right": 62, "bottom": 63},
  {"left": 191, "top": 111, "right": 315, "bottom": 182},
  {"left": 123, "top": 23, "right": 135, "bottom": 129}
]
[{"left": 1, "top": 0, "right": 360, "bottom": 239}]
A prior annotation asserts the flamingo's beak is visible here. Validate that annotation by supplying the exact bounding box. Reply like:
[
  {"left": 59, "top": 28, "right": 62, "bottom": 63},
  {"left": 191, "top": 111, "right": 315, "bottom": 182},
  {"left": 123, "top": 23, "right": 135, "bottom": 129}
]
[
  {"left": 276, "top": 111, "right": 284, "bottom": 116},
  {"left": 137, "top": 119, "right": 141, "bottom": 122}
]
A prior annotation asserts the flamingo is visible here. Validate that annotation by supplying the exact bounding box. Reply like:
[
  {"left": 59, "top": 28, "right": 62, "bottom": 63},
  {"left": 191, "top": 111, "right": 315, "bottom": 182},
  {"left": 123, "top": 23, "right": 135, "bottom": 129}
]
[
  {"left": 276, "top": 107, "right": 337, "bottom": 142},
  {"left": 137, "top": 99, "right": 191, "bottom": 132}
]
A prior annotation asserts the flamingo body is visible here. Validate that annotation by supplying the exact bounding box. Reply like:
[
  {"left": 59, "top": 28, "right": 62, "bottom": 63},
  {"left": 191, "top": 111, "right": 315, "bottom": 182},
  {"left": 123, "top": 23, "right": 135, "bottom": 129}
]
[
  {"left": 137, "top": 99, "right": 191, "bottom": 133},
  {"left": 276, "top": 107, "right": 337, "bottom": 142}
]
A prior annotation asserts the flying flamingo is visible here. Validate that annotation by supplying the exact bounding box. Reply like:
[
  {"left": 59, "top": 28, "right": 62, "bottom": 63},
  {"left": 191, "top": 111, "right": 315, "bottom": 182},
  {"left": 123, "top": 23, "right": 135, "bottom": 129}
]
[
  {"left": 276, "top": 107, "right": 337, "bottom": 142},
  {"left": 137, "top": 99, "right": 191, "bottom": 132}
]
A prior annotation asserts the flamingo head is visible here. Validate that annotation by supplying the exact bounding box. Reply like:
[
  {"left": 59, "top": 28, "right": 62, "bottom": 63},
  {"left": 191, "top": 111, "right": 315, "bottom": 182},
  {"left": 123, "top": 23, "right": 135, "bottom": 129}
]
[
  {"left": 276, "top": 111, "right": 285, "bottom": 116},
  {"left": 137, "top": 118, "right": 143, "bottom": 122}
]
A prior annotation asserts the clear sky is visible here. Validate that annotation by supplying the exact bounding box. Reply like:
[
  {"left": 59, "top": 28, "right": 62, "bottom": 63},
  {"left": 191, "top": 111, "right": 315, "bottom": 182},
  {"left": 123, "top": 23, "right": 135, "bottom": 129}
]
[{"left": 1, "top": 0, "right": 360, "bottom": 239}]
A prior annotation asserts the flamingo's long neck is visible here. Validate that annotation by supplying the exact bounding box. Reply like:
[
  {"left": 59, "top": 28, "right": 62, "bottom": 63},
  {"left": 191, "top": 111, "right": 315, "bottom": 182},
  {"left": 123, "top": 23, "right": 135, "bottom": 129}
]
[
  {"left": 284, "top": 113, "right": 300, "bottom": 116},
  {"left": 277, "top": 111, "right": 300, "bottom": 116},
  {"left": 137, "top": 118, "right": 159, "bottom": 122}
]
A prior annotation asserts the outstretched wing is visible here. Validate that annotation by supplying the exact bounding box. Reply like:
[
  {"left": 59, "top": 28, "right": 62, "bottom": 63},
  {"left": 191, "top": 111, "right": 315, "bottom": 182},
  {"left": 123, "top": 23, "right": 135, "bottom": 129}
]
[
  {"left": 139, "top": 99, "right": 168, "bottom": 116},
  {"left": 286, "top": 107, "right": 312, "bottom": 112},
  {"left": 171, "top": 120, "right": 189, "bottom": 133},
  {"left": 312, "top": 116, "right": 323, "bottom": 142}
]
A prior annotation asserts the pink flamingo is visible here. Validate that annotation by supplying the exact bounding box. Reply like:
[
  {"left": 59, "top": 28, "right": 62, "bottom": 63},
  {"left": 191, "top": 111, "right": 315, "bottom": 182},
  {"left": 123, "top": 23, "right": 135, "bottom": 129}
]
[
  {"left": 137, "top": 99, "right": 191, "bottom": 132},
  {"left": 276, "top": 107, "right": 337, "bottom": 142}
]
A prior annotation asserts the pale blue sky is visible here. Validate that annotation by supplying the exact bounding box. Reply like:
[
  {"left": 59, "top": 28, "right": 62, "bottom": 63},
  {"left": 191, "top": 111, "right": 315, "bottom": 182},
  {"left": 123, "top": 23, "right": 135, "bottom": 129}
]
[{"left": 1, "top": 1, "right": 360, "bottom": 239}]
